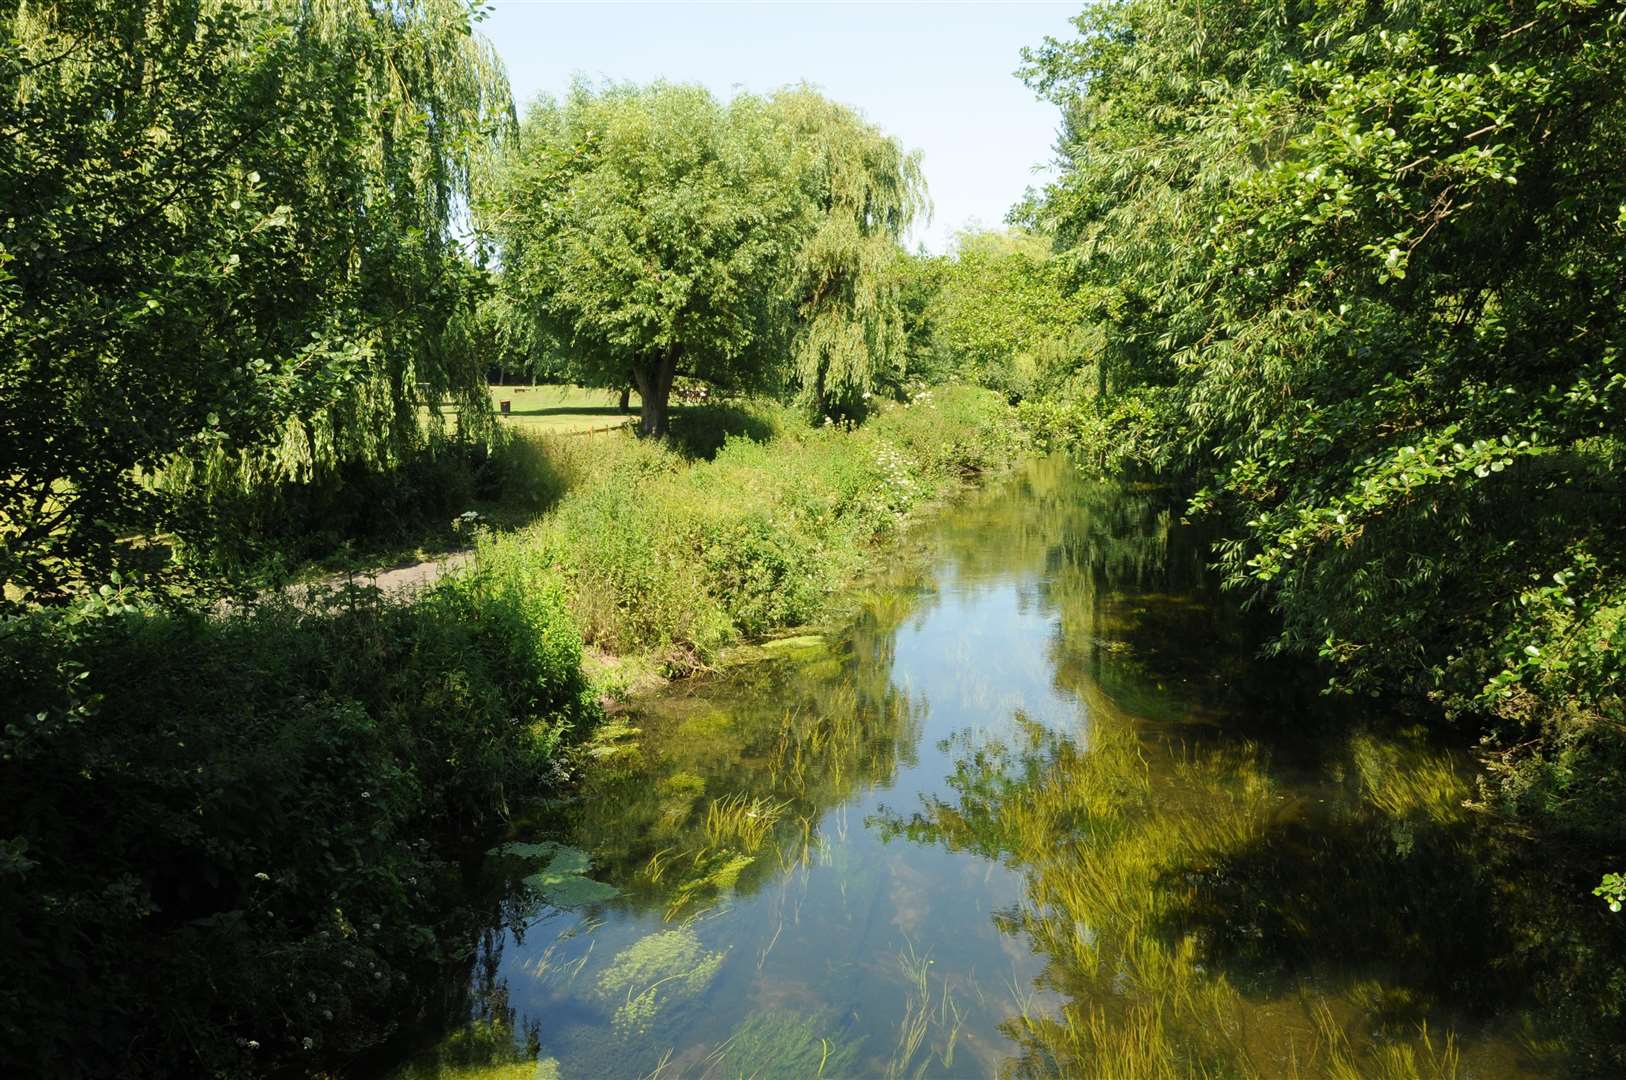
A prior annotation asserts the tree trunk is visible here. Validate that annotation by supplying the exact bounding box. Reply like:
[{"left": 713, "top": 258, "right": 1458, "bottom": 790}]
[
  {"left": 618, "top": 384, "right": 631, "bottom": 414},
  {"left": 633, "top": 348, "right": 679, "bottom": 438}
]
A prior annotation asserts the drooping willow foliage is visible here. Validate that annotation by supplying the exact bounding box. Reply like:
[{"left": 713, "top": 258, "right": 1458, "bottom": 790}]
[
  {"left": 0, "top": 0, "right": 512, "bottom": 599},
  {"left": 771, "top": 86, "right": 928, "bottom": 416},
  {"left": 485, "top": 81, "right": 927, "bottom": 434}
]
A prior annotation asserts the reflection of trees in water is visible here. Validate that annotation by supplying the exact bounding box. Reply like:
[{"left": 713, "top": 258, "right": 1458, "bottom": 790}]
[
  {"left": 933, "top": 457, "right": 1271, "bottom": 725},
  {"left": 870, "top": 460, "right": 1617, "bottom": 1076},
  {"left": 871, "top": 709, "right": 1565, "bottom": 1077},
  {"left": 933, "top": 457, "right": 1192, "bottom": 594},
  {"left": 565, "top": 572, "right": 932, "bottom": 922}
]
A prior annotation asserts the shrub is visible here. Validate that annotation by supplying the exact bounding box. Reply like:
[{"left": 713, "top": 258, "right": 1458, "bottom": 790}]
[{"left": 0, "top": 573, "right": 597, "bottom": 1078}]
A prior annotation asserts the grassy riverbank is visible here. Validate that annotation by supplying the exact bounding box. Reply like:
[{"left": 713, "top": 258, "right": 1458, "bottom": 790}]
[
  {"left": 0, "top": 387, "right": 1024, "bottom": 1078},
  {"left": 474, "top": 385, "right": 1028, "bottom": 681}
]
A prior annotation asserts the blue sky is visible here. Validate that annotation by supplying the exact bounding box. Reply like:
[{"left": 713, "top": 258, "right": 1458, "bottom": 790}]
[{"left": 480, "top": 1, "right": 1078, "bottom": 252}]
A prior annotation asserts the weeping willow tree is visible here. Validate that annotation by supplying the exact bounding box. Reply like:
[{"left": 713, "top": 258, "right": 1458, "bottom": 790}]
[
  {"left": 483, "top": 81, "right": 806, "bottom": 439},
  {"left": 0, "top": 0, "right": 512, "bottom": 601},
  {"left": 770, "top": 87, "right": 928, "bottom": 417},
  {"left": 485, "top": 82, "right": 925, "bottom": 435}
]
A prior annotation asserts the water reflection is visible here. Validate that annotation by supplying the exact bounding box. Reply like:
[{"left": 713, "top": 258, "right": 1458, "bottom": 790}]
[{"left": 387, "top": 457, "right": 1615, "bottom": 1079}]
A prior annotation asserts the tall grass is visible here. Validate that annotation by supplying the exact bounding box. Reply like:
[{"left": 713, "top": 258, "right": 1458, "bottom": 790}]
[{"left": 477, "top": 386, "right": 1026, "bottom": 668}]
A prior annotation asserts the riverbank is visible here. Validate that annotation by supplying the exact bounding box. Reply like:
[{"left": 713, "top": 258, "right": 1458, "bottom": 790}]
[
  {"left": 0, "top": 387, "right": 1026, "bottom": 1079},
  {"left": 384, "top": 457, "right": 1626, "bottom": 1080},
  {"left": 469, "top": 385, "right": 1028, "bottom": 695}
]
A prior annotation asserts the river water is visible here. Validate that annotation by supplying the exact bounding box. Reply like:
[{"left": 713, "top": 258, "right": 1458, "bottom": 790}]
[{"left": 390, "top": 458, "right": 1585, "bottom": 1078}]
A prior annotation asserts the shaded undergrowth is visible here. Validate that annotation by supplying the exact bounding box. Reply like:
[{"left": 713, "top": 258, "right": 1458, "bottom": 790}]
[{"left": 0, "top": 561, "right": 599, "bottom": 1078}]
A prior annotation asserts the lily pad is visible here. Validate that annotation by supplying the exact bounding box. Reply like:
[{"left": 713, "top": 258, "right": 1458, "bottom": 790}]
[{"left": 488, "top": 841, "right": 619, "bottom": 908}]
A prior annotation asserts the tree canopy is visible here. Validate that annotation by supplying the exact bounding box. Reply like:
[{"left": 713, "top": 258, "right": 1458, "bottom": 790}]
[
  {"left": 1022, "top": 0, "right": 1626, "bottom": 845},
  {"left": 771, "top": 86, "right": 927, "bottom": 416},
  {"left": 911, "top": 228, "right": 1096, "bottom": 403},
  {"left": 482, "top": 80, "right": 925, "bottom": 435},
  {"left": 1, "top": 0, "right": 512, "bottom": 601}
]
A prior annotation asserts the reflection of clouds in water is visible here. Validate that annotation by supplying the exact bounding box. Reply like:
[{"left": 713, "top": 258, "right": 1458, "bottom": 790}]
[
  {"left": 892, "top": 582, "right": 1084, "bottom": 745},
  {"left": 886, "top": 859, "right": 934, "bottom": 940}
]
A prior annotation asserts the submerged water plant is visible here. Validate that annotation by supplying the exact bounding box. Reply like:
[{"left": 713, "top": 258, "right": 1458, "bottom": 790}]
[
  {"left": 698, "top": 1009, "right": 863, "bottom": 1079},
  {"left": 594, "top": 928, "right": 727, "bottom": 1036}
]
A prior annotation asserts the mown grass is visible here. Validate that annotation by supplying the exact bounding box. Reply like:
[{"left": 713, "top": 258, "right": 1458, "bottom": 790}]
[{"left": 487, "top": 384, "right": 638, "bottom": 434}]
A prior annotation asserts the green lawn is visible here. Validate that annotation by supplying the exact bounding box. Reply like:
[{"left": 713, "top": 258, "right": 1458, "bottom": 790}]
[{"left": 488, "top": 384, "right": 639, "bottom": 434}]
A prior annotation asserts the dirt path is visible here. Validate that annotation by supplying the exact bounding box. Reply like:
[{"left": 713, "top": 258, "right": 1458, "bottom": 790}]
[{"left": 307, "top": 550, "right": 473, "bottom": 598}]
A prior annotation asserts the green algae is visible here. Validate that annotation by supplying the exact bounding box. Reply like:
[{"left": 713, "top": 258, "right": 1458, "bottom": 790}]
[{"left": 594, "top": 927, "right": 727, "bottom": 1036}]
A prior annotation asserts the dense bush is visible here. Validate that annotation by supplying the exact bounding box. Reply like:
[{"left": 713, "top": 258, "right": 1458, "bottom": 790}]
[
  {"left": 901, "top": 228, "right": 1098, "bottom": 403},
  {"left": 478, "top": 387, "right": 1026, "bottom": 665},
  {"left": 0, "top": 568, "right": 597, "bottom": 1078}
]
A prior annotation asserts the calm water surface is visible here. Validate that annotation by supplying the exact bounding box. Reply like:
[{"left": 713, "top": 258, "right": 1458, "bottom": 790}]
[{"left": 391, "top": 458, "right": 1570, "bottom": 1078}]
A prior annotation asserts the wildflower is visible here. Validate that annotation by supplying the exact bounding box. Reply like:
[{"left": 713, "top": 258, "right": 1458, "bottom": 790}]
[{"left": 254, "top": 872, "right": 270, "bottom": 882}]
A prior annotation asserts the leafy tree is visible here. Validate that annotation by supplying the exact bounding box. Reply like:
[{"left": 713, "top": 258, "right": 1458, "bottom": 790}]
[
  {"left": 483, "top": 82, "right": 799, "bottom": 437},
  {"left": 920, "top": 227, "right": 1094, "bottom": 402},
  {"left": 1023, "top": 0, "right": 1626, "bottom": 846},
  {"left": 770, "top": 86, "right": 927, "bottom": 417},
  {"left": 0, "top": 0, "right": 511, "bottom": 603},
  {"left": 484, "top": 81, "right": 925, "bottom": 435}
]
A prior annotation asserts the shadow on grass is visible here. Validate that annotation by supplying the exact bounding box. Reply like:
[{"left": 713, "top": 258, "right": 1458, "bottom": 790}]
[
  {"left": 665, "top": 402, "right": 779, "bottom": 459},
  {"left": 177, "top": 433, "right": 577, "bottom": 589},
  {"left": 507, "top": 404, "right": 627, "bottom": 419}
]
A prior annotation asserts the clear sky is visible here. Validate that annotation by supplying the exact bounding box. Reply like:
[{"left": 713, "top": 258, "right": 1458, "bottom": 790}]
[{"left": 480, "top": 1, "right": 1077, "bottom": 252}]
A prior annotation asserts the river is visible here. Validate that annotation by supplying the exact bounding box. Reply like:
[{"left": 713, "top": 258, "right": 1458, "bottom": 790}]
[{"left": 387, "top": 457, "right": 1591, "bottom": 1078}]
